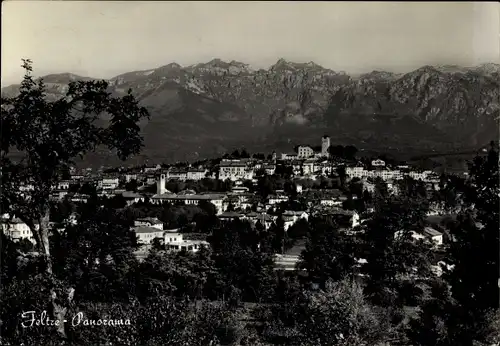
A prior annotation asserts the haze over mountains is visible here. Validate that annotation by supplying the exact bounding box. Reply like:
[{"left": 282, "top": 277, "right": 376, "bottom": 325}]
[{"left": 2, "top": 59, "right": 499, "bottom": 167}]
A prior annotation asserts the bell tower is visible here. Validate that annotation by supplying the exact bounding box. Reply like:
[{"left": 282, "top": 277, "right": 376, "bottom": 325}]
[
  {"left": 156, "top": 174, "right": 166, "bottom": 195},
  {"left": 321, "top": 135, "right": 331, "bottom": 157}
]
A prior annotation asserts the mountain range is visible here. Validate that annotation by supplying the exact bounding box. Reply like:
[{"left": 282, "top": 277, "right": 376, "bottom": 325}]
[{"left": 2, "top": 59, "right": 499, "bottom": 168}]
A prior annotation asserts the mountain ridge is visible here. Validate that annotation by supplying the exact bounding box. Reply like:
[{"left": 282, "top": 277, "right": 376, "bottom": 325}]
[{"left": 2, "top": 59, "right": 499, "bottom": 167}]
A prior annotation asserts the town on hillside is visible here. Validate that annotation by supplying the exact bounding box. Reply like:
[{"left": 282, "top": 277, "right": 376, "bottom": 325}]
[{"left": 3, "top": 135, "right": 471, "bottom": 271}]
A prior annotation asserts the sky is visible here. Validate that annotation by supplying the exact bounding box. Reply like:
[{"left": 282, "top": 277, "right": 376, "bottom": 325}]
[{"left": 2, "top": 1, "right": 499, "bottom": 86}]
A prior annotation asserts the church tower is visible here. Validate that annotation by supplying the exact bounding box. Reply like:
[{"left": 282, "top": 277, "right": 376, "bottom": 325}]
[
  {"left": 156, "top": 174, "right": 166, "bottom": 195},
  {"left": 321, "top": 135, "right": 331, "bottom": 157}
]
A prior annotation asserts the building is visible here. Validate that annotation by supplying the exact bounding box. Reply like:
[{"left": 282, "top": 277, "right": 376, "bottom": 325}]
[
  {"left": 122, "top": 191, "right": 145, "bottom": 205},
  {"left": 164, "top": 232, "right": 209, "bottom": 253},
  {"left": 218, "top": 161, "right": 250, "bottom": 181},
  {"left": 297, "top": 146, "right": 314, "bottom": 159},
  {"left": 134, "top": 217, "right": 163, "bottom": 230},
  {"left": 346, "top": 166, "right": 365, "bottom": 179},
  {"left": 98, "top": 177, "right": 120, "bottom": 190},
  {"left": 371, "top": 159, "right": 386, "bottom": 167},
  {"left": 394, "top": 227, "right": 443, "bottom": 247},
  {"left": 281, "top": 152, "right": 299, "bottom": 161},
  {"left": 151, "top": 189, "right": 226, "bottom": 215},
  {"left": 1, "top": 217, "right": 39, "bottom": 244},
  {"left": 186, "top": 169, "right": 207, "bottom": 181},
  {"left": 134, "top": 226, "right": 164, "bottom": 245},
  {"left": 423, "top": 227, "right": 444, "bottom": 247}
]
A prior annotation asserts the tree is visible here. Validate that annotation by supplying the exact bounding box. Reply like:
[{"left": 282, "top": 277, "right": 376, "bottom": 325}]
[
  {"left": 208, "top": 220, "right": 275, "bottom": 302},
  {"left": 0, "top": 60, "right": 149, "bottom": 337},
  {"left": 277, "top": 279, "right": 388, "bottom": 346},
  {"left": 299, "top": 217, "right": 358, "bottom": 286},
  {"left": 287, "top": 218, "right": 310, "bottom": 240},
  {"left": 336, "top": 165, "right": 347, "bottom": 187},
  {"left": 344, "top": 145, "right": 358, "bottom": 161},
  {"left": 240, "top": 148, "right": 250, "bottom": 158},
  {"left": 441, "top": 143, "right": 499, "bottom": 344},
  {"left": 51, "top": 198, "right": 139, "bottom": 303},
  {"left": 328, "top": 145, "right": 345, "bottom": 159},
  {"left": 359, "top": 193, "right": 435, "bottom": 307},
  {"left": 231, "top": 149, "right": 241, "bottom": 159},
  {"left": 124, "top": 179, "right": 139, "bottom": 192}
]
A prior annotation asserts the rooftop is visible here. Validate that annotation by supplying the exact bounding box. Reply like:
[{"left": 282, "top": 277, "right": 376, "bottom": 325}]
[{"left": 134, "top": 226, "right": 164, "bottom": 234}]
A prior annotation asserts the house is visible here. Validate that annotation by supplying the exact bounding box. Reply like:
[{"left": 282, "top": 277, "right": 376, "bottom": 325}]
[
  {"left": 164, "top": 232, "right": 209, "bottom": 253},
  {"left": 232, "top": 186, "right": 250, "bottom": 194},
  {"left": 346, "top": 166, "right": 365, "bottom": 179},
  {"left": 218, "top": 161, "right": 250, "bottom": 181},
  {"left": 50, "top": 190, "right": 69, "bottom": 201},
  {"left": 267, "top": 194, "right": 288, "bottom": 205},
  {"left": 166, "top": 168, "right": 188, "bottom": 181},
  {"left": 219, "top": 211, "right": 243, "bottom": 221},
  {"left": 124, "top": 173, "right": 138, "bottom": 182},
  {"left": 423, "top": 227, "right": 444, "bottom": 247},
  {"left": 69, "top": 193, "right": 90, "bottom": 203},
  {"left": 165, "top": 240, "right": 210, "bottom": 253},
  {"left": 164, "top": 231, "right": 183, "bottom": 243},
  {"left": 282, "top": 210, "right": 309, "bottom": 223},
  {"left": 70, "top": 174, "right": 85, "bottom": 181},
  {"left": 134, "top": 217, "right": 163, "bottom": 230},
  {"left": 1, "top": 217, "right": 39, "bottom": 244},
  {"left": 263, "top": 164, "right": 276, "bottom": 176},
  {"left": 143, "top": 165, "right": 161, "bottom": 173},
  {"left": 320, "top": 197, "right": 342, "bottom": 207},
  {"left": 56, "top": 180, "right": 71, "bottom": 190},
  {"left": 134, "top": 226, "right": 164, "bottom": 245},
  {"left": 281, "top": 152, "right": 299, "bottom": 161},
  {"left": 315, "top": 208, "right": 360, "bottom": 228},
  {"left": 186, "top": 169, "right": 207, "bottom": 181},
  {"left": 98, "top": 177, "right": 120, "bottom": 190},
  {"left": 302, "top": 159, "right": 316, "bottom": 175},
  {"left": 122, "top": 191, "right": 145, "bottom": 205},
  {"left": 297, "top": 146, "right": 315, "bottom": 159},
  {"left": 151, "top": 187, "right": 226, "bottom": 214},
  {"left": 246, "top": 212, "right": 274, "bottom": 230},
  {"left": 371, "top": 159, "right": 386, "bottom": 167},
  {"left": 394, "top": 227, "right": 443, "bottom": 247}
]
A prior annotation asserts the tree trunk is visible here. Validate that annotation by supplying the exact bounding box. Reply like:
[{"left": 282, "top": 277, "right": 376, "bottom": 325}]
[{"left": 36, "top": 209, "right": 74, "bottom": 339}]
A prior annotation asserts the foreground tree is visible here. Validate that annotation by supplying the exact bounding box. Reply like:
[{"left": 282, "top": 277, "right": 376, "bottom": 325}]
[
  {"left": 359, "top": 193, "right": 434, "bottom": 307},
  {"left": 299, "top": 217, "right": 358, "bottom": 286},
  {"left": 443, "top": 143, "right": 499, "bottom": 344},
  {"left": 261, "top": 278, "right": 389, "bottom": 346},
  {"left": 0, "top": 60, "right": 149, "bottom": 337}
]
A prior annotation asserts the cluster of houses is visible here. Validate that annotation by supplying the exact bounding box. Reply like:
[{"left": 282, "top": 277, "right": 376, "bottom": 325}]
[{"left": 3, "top": 136, "right": 456, "bottom": 268}]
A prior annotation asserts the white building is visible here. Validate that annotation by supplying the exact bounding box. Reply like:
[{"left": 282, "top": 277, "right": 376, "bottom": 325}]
[
  {"left": 302, "top": 159, "right": 316, "bottom": 175},
  {"left": 186, "top": 169, "right": 207, "bottom": 181},
  {"left": 1, "top": 217, "right": 39, "bottom": 244},
  {"left": 267, "top": 194, "right": 289, "bottom": 205},
  {"left": 134, "top": 226, "right": 164, "bottom": 245},
  {"left": 151, "top": 189, "right": 226, "bottom": 215},
  {"left": 297, "top": 146, "right": 314, "bottom": 159},
  {"left": 164, "top": 231, "right": 209, "bottom": 253},
  {"left": 134, "top": 217, "right": 163, "bottom": 230},
  {"left": 98, "top": 177, "right": 119, "bottom": 190},
  {"left": 219, "top": 161, "right": 250, "bottom": 181},
  {"left": 371, "top": 159, "right": 386, "bottom": 167},
  {"left": 346, "top": 166, "right": 365, "bottom": 179}
]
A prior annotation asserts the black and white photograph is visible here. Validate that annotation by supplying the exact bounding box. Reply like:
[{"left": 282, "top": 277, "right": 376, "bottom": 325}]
[{"left": 1, "top": 1, "right": 499, "bottom": 345}]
